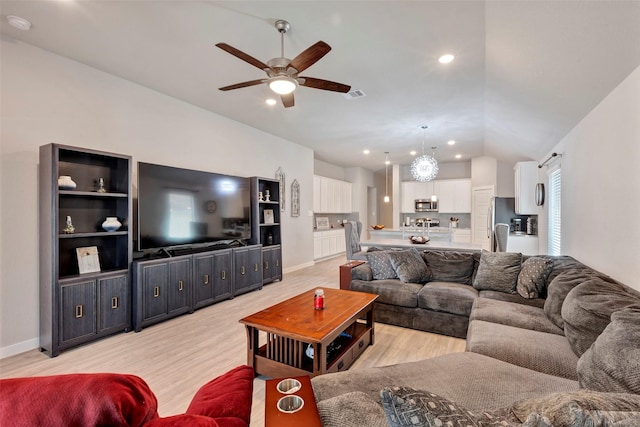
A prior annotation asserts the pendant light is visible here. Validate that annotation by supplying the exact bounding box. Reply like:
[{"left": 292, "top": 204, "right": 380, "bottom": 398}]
[
  {"left": 384, "top": 152, "right": 390, "bottom": 203},
  {"left": 411, "top": 125, "right": 439, "bottom": 182}
]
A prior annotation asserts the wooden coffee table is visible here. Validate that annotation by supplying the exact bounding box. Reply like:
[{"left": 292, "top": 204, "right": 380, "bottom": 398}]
[{"left": 240, "top": 288, "right": 378, "bottom": 378}]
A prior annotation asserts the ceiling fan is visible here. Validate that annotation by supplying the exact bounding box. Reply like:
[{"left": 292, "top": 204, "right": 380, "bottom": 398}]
[{"left": 216, "top": 20, "right": 351, "bottom": 108}]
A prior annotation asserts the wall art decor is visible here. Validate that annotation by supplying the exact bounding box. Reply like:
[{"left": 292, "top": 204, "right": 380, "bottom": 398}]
[
  {"left": 76, "top": 246, "right": 101, "bottom": 274},
  {"left": 291, "top": 179, "right": 300, "bottom": 217},
  {"left": 275, "top": 166, "right": 285, "bottom": 212}
]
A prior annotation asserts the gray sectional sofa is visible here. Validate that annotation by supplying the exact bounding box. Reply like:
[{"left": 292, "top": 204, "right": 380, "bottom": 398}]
[{"left": 311, "top": 248, "right": 640, "bottom": 426}]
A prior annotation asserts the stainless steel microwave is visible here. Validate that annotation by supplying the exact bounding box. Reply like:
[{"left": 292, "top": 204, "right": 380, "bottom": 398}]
[{"left": 415, "top": 199, "right": 438, "bottom": 212}]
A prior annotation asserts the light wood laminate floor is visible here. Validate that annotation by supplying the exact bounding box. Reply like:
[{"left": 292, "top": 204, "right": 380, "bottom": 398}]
[{"left": 0, "top": 255, "right": 466, "bottom": 426}]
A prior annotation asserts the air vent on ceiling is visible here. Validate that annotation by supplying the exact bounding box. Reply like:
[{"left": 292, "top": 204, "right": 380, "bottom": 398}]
[{"left": 343, "top": 89, "right": 366, "bottom": 100}]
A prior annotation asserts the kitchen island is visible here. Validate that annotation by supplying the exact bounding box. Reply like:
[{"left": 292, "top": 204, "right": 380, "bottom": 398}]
[{"left": 361, "top": 237, "right": 482, "bottom": 252}]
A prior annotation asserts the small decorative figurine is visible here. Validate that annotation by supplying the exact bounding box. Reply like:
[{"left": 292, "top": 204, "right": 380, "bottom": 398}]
[
  {"left": 265, "top": 189, "right": 271, "bottom": 202},
  {"left": 258, "top": 191, "right": 264, "bottom": 201},
  {"left": 96, "top": 178, "right": 107, "bottom": 193},
  {"left": 63, "top": 215, "right": 75, "bottom": 234}
]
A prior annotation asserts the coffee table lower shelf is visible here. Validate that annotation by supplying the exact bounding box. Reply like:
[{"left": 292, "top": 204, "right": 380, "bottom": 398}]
[{"left": 253, "top": 321, "right": 372, "bottom": 378}]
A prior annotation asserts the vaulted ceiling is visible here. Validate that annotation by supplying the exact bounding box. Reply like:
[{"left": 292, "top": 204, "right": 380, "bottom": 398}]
[{"left": 2, "top": 1, "right": 639, "bottom": 171}]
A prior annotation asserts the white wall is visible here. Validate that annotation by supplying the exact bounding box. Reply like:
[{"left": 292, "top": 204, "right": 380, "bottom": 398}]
[
  {"left": 313, "top": 159, "right": 346, "bottom": 181},
  {"left": 540, "top": 65, "right": 640, "bottom": 290},
  {"left": 344, "top": 167, "right": 375, "bottom": 229},
  {"left": 0, "top": 39, "right": 315, "bottom": 356}
]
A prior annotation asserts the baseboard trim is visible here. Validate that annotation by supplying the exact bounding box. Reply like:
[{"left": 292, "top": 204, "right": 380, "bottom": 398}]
[
  {"left": 0, "top": 337, "right": 39, "bottom": 359},
  {"left": 283, "top": 261, "right": 315, "bottom": 274}
]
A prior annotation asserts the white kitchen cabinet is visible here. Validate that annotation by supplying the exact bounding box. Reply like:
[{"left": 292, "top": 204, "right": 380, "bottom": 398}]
[
  {"left": 507, "top": 234, "right": 539, "bottom": 255},
  {"left": 313, "top": 229, "right": 347, "bottom": 259},
  {"left": 452, "top": 228, "right": 471, "bottom": 243},
  {"left": 436, "top": 179, "right": 471, "bottom": 213},
  {"left": 400, "top": 181, "right": 437, "bottom": 213},
  {"left": 313, "top": 175, "right": 352, "bottom": 213},
  {"left": 514, "top": 161, "right": 538, "bottom": 215}
]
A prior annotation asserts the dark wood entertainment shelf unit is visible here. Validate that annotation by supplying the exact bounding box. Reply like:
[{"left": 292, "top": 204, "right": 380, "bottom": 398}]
[
  {"left": 132, "top": 244, "right": 263, "bottom": 331},
  {"left": 39, "top": 144, "right": 132, "bottom": 357},
  {"left": 39, "top": 146, "right": 282, "bottom": 352},
  {"left": 250, "top": 177, "right": 283, "bottom": 285}
]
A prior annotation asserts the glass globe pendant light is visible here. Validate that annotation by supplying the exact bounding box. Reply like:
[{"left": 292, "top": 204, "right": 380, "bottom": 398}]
[{"left": 411, "top": 125, "right": 439, "bottom": 182}]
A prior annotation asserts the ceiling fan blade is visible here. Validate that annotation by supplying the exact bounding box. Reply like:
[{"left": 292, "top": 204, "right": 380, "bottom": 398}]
[
  {"left": 299, "top": 77, "right": 351, "bottom": 93},
  {"left": 218, "top": 79, "right": 265, "bottom": 91},
  {"left": 215, "top": 43, "right": 270, "bottom": 71},
  {"left": 281, "top": 93, "right": 295, "bottom": 108},
  {"left": 288, "top": 41, "right": 331, "bottom": 73}
]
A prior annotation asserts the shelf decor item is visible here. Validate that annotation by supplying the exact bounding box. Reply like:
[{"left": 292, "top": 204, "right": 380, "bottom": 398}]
[
  {"left": 63, "top": 215, "right": 75, "bottom": 234},
  {"left": 291, "top": 179, "right": 300, "bottom": 217},
  {"left": 96, "top": 178, "right": 107, "bottom": 193},
  {"left": 102, "top": 217, "right": 122, "bottom": 232},
  {"left": 316, "top": 216, "right": 330, "bottom": 230},
  {"left": 57, "top": 175, "right": 76, "bottom": 190},
  {"left": 264, "top": 189, "right": 271, "bottom": 202},
  {"left": 275, "top": 167, "right": 285, "bottom": 212},
  {"left": 76, "top": 246, "right": 101, "bottom": 274},
  {"left": 264, "top": 209, "right": 275, "bottom": 225}
]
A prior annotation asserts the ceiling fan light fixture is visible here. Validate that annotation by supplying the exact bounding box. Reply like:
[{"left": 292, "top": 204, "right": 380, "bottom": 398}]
[{"left": 269, "top": 76, "right": 298, "bottom": 95}]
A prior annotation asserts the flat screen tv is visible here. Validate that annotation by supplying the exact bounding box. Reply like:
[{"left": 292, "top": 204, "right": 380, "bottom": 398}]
[{"left": 137, "top": 162, "right": 251, "bottom": 251}]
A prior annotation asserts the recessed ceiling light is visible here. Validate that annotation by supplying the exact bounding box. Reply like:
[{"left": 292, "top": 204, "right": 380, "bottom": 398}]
[
  {"left": 448, "top": 140, "right": 456, "bottom": 146},
  {"left": 438, "top": 54, "right": 455, "bottom": 64},
  {"left": 455, "top": 154, "right": 462, "bottom": 159},
  {"left": 7, "top": 15, "right": 31, "bottom": 31},
  {"left": 363, "top": 149, "right": 370, "bottom": 155},
  {"left": 265, "top": 98, "right": 277, "bottom": 106},
  {"left": 410, "top": 150, "right": 417, "bottom": 156}
]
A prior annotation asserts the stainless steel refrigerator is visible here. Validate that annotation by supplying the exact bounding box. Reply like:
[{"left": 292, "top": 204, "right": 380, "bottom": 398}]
[{"left": 488, "top": 197, "right": 516, "bottom": 251}]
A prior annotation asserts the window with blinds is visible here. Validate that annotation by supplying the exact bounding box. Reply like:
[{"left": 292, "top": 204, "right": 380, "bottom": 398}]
[{"left": 548, "top": 168, "right": 562, "bottom": 255}]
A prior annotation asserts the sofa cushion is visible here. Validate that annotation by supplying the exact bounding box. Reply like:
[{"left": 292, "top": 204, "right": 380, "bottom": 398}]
[
  {"left": 466, "top": 320, "right": 579, "bottom": 380},
  {"left": 509, "top": 389, "right": 640, "bottom": 426},
  {"left": 470, "top": 298, "right": 564, "bottom": 335},
  {"left": 387, "top": 248, "right": 431, "bottom": 284},
  {"left": 478, "top": 290, "right": 546, "bottom": 308},
  {"left": 365, "top": 251, "right": 398, "bottom": 280},
  {"left": 418, "top": 282, "right": 478, "bottom": 316},
  {"left": 561, "top": 277, "right": 640, "bottom": 357},
  {"left": 473, "top": 250, "right": 522, "bottom": 293},
  {"left": 380, "top": 386, "right": 517, "bottom": 427},
  {"left": 0, "top": 373, "right": 159, "bottom": 427},
  {"left": 516, "top": 256, "right": 553, "bottom": 299},
  {"left": 185, "top": 365, "right": 254, "bottom": 427},
  {"left": 317, "top": 391, "right": 387, "bottom": 427},
  {"left": 422, "top": 251, "right": 475, "bottom": 285},
  {"left": 350, "top": 279, "right": 422, "bottom": 308},
  {"left": 312, "top": 352, "right": 579, "bottom": 413},
  {"left": 577, "top": 308, "right": 640, "bottom": 394},
  {"left": 543, "top": 268, "right": 604, "bottom": 330}
]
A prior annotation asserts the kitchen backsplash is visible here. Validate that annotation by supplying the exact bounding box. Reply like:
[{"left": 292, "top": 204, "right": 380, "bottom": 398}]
[
  {"left": 314, "top": 213, "right": 360, "bottom": 230},
  {"left": 400, "top": 213, "right": 471, "bottom": 229}
]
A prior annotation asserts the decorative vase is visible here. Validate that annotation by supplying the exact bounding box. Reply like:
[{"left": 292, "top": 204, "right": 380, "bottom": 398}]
[
  {"left": 58, "top": 176, "right": 77, "bottom": 190},
  {"left": 102, "top": 217, "right": 122, "bottom": 232}
]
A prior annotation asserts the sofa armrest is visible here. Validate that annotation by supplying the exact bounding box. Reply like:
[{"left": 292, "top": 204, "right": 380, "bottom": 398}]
[{"left": 351, "top": 263, "right": 373, "bottom": 281}]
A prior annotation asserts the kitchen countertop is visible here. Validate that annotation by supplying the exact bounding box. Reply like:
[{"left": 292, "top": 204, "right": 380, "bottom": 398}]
[{"left": 360, "top": 237, "right": 482, "bottom": 252}]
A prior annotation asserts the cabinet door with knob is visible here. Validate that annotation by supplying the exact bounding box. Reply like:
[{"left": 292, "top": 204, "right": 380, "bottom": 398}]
[
  {"left": 132, "top": 254, "right": 192, "bottom": 332},
  {"left": 212, "top": 250, "right": 232, "bottom": 302},
  {"left": 98, "top": 273, "right": 129, "bottom": 332},
  {"left": 167, "top": 258, "right": 191, "bottom": 316},
  {"left": 233, "top": 245, "right": 263, "bottom": 297},
  {"left": 60, "top": 279, "right": 97, "bottom": 346}
]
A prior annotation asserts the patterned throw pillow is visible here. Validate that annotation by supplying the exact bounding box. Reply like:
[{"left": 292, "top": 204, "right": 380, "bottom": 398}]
[
  {"left": 509, "top": 389, "right": 640, "bottom": 426},
  {"left": 365, "top": 251, "right": 398, "bottom": 280},
  {"left": 387, "top": 248, "right": 431, "bottom": 284},
  {"left": 473, "top": 250, "right": 523, "bottom": 293},
  {"left": 380, "top": 386, "right": 517, "bottom": 427},
  {"left": 516, "top": 257, "right": 553, "bottom": 299}
]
